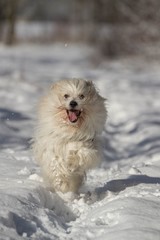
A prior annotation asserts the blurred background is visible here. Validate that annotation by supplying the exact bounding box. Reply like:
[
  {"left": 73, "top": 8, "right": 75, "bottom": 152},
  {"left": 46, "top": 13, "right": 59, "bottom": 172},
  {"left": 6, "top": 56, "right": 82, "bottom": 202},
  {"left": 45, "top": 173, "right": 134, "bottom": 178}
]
[{"left": 0, "top": 0, "right": 160, "bottom": 58}]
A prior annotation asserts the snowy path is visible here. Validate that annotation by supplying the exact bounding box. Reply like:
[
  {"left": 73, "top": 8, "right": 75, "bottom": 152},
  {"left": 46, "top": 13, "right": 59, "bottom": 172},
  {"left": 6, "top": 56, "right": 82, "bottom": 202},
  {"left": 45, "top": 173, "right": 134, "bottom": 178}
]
[{"left": 0, "top": 44, "right": 160, "bottom": 239}]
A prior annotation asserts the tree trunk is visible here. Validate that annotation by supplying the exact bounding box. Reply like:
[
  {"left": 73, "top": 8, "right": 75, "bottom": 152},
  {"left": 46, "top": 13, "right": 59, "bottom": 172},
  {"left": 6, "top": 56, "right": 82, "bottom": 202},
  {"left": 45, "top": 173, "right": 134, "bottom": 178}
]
[{"left": 5, "top": 0, "right": 19, "bottom": 45}]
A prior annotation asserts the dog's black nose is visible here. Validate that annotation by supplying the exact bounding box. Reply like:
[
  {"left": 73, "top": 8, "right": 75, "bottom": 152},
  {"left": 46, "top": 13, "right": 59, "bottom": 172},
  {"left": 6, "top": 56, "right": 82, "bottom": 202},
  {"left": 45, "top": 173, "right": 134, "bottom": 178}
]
[{"left": 70, "top": 100, "right": 78, "bottom": 108}]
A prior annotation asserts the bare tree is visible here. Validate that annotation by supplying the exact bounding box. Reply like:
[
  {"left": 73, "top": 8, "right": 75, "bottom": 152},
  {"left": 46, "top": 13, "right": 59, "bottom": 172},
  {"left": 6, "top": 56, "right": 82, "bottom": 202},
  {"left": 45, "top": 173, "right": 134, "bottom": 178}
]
[{"left": 5, "top": 0, "right": 19, "bottom": 45}]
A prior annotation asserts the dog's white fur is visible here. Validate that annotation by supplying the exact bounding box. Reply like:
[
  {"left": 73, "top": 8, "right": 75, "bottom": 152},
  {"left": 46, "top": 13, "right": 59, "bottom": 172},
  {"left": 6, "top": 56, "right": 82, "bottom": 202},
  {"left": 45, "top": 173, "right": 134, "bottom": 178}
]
[{"left": 33, "top": 78, "right": 107, "bottom": 193}]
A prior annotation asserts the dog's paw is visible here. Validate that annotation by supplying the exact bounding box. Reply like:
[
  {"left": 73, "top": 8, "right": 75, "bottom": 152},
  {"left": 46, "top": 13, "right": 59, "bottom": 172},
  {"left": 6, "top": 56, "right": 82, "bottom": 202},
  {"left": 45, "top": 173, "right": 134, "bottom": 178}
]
[
  {"left": 67, "top": 150, "right": 80, "bottom": 172},
  {"left": 69, "top": 150, "right": 78, "bottom": 156}
]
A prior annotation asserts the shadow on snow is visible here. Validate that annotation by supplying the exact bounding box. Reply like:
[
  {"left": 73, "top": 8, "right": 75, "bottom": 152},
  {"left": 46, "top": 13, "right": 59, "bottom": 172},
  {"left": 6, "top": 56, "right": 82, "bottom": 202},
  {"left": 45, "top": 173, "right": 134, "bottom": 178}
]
[
  {"left": 95, "top": 175, "right": 160, "bottom": 199},
  {"left": 0, "top": 108, "right": 31, "bottom": 149}
]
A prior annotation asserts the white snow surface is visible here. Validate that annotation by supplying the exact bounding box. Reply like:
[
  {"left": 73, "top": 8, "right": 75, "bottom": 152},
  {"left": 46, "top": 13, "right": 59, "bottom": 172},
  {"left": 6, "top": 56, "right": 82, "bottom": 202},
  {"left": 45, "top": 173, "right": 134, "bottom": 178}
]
[{"left": 0, "top": 43, "right": 160, "bottom": 240}]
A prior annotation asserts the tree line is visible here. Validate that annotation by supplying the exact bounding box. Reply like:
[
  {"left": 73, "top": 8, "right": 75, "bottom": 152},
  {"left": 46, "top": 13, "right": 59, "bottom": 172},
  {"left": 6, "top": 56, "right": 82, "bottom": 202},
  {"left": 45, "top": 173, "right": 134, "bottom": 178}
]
[{"left": 0, "top": 0, "right": 159, "bottom": 56}]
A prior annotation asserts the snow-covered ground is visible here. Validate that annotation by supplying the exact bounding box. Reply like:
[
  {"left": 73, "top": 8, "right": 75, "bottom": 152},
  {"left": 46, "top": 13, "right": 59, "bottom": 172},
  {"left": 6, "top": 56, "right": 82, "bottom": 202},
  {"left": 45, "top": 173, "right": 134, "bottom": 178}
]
[{"left": 0, "top": 43, "right": 160, "bottom": 240}]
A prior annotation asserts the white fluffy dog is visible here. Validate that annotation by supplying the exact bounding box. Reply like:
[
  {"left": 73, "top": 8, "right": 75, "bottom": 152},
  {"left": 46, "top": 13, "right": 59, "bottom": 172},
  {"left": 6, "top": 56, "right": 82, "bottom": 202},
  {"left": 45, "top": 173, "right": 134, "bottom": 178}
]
[{"left": 33, "top": 78, "right": 107, "bottom": 193}]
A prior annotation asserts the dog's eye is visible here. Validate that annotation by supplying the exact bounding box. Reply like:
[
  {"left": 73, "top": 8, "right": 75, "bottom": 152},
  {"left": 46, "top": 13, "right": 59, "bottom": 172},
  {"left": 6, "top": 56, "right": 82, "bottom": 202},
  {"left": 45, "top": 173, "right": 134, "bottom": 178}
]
[
  {"left": 79, "top": 94, "right": 85, "bottom": 99},
  {"left": 64, "top": 94, "right": 69, "bottom": 99}
]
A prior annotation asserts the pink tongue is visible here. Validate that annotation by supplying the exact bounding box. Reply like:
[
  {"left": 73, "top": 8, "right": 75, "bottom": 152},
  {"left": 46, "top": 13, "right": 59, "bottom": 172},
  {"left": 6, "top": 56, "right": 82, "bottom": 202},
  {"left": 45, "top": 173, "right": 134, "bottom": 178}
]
[{"left": 68, "top": 111, "right": 78, "bottom": 122}]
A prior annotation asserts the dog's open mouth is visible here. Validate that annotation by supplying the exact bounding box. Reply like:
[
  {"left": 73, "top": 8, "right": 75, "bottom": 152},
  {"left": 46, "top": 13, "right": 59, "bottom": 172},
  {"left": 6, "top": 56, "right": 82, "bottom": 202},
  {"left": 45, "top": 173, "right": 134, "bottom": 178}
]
[{"left": 67, "top": 110, "right": 81, "bottom": 123}]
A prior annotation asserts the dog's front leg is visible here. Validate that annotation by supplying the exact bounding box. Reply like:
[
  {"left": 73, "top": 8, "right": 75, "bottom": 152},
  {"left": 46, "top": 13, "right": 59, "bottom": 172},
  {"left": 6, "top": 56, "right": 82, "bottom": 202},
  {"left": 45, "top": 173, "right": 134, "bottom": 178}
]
[
  {"left": 66, "top": 147, "right": 100, "bottom": 174},
  {"left": 77, "top": 147, "right": 101, "bottom": 171},
  {"left": 66, "top": 150, "right": 81, "bottom": 173}
]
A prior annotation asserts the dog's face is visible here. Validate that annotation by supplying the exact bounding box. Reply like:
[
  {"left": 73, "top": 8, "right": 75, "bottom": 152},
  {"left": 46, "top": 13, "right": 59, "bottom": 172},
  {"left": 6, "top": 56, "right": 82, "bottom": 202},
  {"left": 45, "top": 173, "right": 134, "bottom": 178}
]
[
  {"left": 46, "top": 78, "right": 107, "bottom": 134},
  {"left": 54, "top": 79, "right": 96, "bottom": 124}
]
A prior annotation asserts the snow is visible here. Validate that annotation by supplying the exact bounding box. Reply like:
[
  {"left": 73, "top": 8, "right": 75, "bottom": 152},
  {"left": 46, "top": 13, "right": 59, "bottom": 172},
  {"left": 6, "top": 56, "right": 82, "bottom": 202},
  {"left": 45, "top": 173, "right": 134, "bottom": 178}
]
[{"left": 0, "top": 42, "right": 160, "bottom": 239}]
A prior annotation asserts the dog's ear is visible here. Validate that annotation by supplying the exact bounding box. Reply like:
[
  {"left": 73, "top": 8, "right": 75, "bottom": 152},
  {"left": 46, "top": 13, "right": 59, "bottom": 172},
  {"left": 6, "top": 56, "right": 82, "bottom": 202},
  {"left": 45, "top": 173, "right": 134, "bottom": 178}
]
[
  {"left": 50, "top": 82, "right": 59, "bottom": 91},
  {"left": 86, "top": 80, "right": 96, "bottom": 91},
  {"left": 50, "top": 83, "right": 55, "bottom": 90},
  {"left": 86, "top": 80, "right": 93, "bottom": 87}
]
